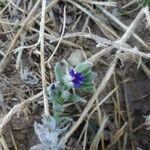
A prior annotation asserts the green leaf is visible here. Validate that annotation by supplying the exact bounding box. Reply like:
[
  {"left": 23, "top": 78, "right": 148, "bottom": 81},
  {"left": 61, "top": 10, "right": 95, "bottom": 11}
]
[
  {"left": 54, "top": 63, "right": 64, "bottom": 83},
  {"left": 75, "top": 62, "right": 90, "bottom": 73},
  {"left": 81, "top": 85, "right": 94, "bottom": 92},
  {"left": 139, "top": 0, "right": 150, "bottom": 6},
  {"left": 42, "top": 116, "right": 56, "bottom": 130},
  {"left": 53, "top": 103, "right": 64, "bottom": 112},
  {"left": 57, "top": 116, "right": 73, "bottom": 125},
  {"left": 69, "top": 94, "right": 86, "bottom": 103},
  {"left": 61, "top": 90, "right": 71, "bottom": 102}
]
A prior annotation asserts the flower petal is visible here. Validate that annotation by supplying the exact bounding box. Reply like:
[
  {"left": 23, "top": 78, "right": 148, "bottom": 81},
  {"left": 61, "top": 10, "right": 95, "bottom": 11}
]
[
  {"left": 78, "top": 75, "right": 85, "bottom": 82},
  {"left": 51, "top": 84, "right": 56, "bottom": 90},
  {"left": 74, "top": 72, "right": 82, "bottom": 78},
  {"left": 69, "top": 69, "right": 75, "bottom": 76},
  {"left": 72, "top": 80, "right": 81, "bottom": 88},
  {"left": 69, "top": 69, "right": 86, "bottom": 88}
]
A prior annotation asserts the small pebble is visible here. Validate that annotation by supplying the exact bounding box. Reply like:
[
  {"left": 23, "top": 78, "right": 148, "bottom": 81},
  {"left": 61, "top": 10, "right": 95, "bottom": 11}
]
[{"left": 68, "top": 50, "right": 84, "bottom": 66}]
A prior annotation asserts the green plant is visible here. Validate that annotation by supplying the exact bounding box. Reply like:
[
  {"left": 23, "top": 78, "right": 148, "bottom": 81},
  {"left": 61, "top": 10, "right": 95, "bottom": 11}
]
[
  {"left": 31, "top": 61, "right": 96, "bottom": 150},
  {"left": 139, "top": 0, "right": 150, "bottom": 6}
]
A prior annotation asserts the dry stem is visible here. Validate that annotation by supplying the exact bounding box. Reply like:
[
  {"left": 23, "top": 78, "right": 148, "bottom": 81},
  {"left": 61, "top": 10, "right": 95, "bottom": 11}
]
[
  {"left": 40, "top": 0, "right": 49, "bottom": 116},
  {"left": 61, "top": 56, "right": 118, "bottom": 144},
  {"left": 0, "top": 0, "right": 41, "bottom": 73}
]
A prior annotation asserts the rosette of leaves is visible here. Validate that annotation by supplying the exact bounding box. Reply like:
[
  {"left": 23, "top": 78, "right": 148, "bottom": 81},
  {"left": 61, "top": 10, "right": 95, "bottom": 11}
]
[
  {"left": 55, "top": 61, "right": 97, "bottom": 92},
  {"left": 31, "top": 116, "right": 69, "bottom": 150}
]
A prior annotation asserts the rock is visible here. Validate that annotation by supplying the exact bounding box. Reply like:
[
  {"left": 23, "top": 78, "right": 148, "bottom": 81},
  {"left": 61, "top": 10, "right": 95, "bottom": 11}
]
[{"left": 68, "top": 50, "right": 84, "bottom": 66}]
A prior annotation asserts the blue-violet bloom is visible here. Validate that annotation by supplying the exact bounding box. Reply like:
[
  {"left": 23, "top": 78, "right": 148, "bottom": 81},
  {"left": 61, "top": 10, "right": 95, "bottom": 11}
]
[
  {"left": 47, "top": 83, "right": 56, "bottom": 91},
  {"left": 69, "top": 69, "right": 85, "bottom": 88}
]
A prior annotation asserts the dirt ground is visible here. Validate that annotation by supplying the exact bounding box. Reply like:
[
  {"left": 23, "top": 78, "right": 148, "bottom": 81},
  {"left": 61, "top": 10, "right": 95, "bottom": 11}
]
[{"left": 0, "top": 0, "right": 150, "bottom": 150}]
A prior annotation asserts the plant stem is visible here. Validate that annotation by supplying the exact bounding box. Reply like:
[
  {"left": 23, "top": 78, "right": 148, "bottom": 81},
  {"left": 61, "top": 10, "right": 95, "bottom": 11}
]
[
  {"left": 0, "top": 135, "right": 9, "bottom": 150},
  {"left": 40, "top": 0, "right": 49, "bottom": 116}
]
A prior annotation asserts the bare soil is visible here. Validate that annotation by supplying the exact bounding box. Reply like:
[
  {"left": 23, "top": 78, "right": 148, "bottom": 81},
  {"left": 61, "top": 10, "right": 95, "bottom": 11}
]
[{"left": 0, "top": 1, "right": 150, "bottom": 150}]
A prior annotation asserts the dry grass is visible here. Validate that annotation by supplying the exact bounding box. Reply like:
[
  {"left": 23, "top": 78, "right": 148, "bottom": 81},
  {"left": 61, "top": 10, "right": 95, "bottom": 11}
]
[{"left": 0, "top": 0, "right": 150, "bottom": 149}]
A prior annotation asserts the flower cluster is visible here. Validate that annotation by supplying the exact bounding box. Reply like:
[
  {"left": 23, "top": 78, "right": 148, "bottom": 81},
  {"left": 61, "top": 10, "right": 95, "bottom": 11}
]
[
  {"left": 69, "top": 69, "right": 85, "bottom": 88},
  {"left": 63, "top": 62, "right": 97, "bottom": 91},
  {"left": 46, "top": 61, "right": 96, "bottom": 121}
]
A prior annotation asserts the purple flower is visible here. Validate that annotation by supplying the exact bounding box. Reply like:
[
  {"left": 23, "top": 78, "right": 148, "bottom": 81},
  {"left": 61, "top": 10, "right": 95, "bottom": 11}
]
[
  {"left": 50, "top": 84, "right": 56, "bottom": 90},
  {"left": 69, "top": 69, "right": 85, "bottom": 88},
  {"left": 47, "top": 83, "right": 56, "bottom": 91}
]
